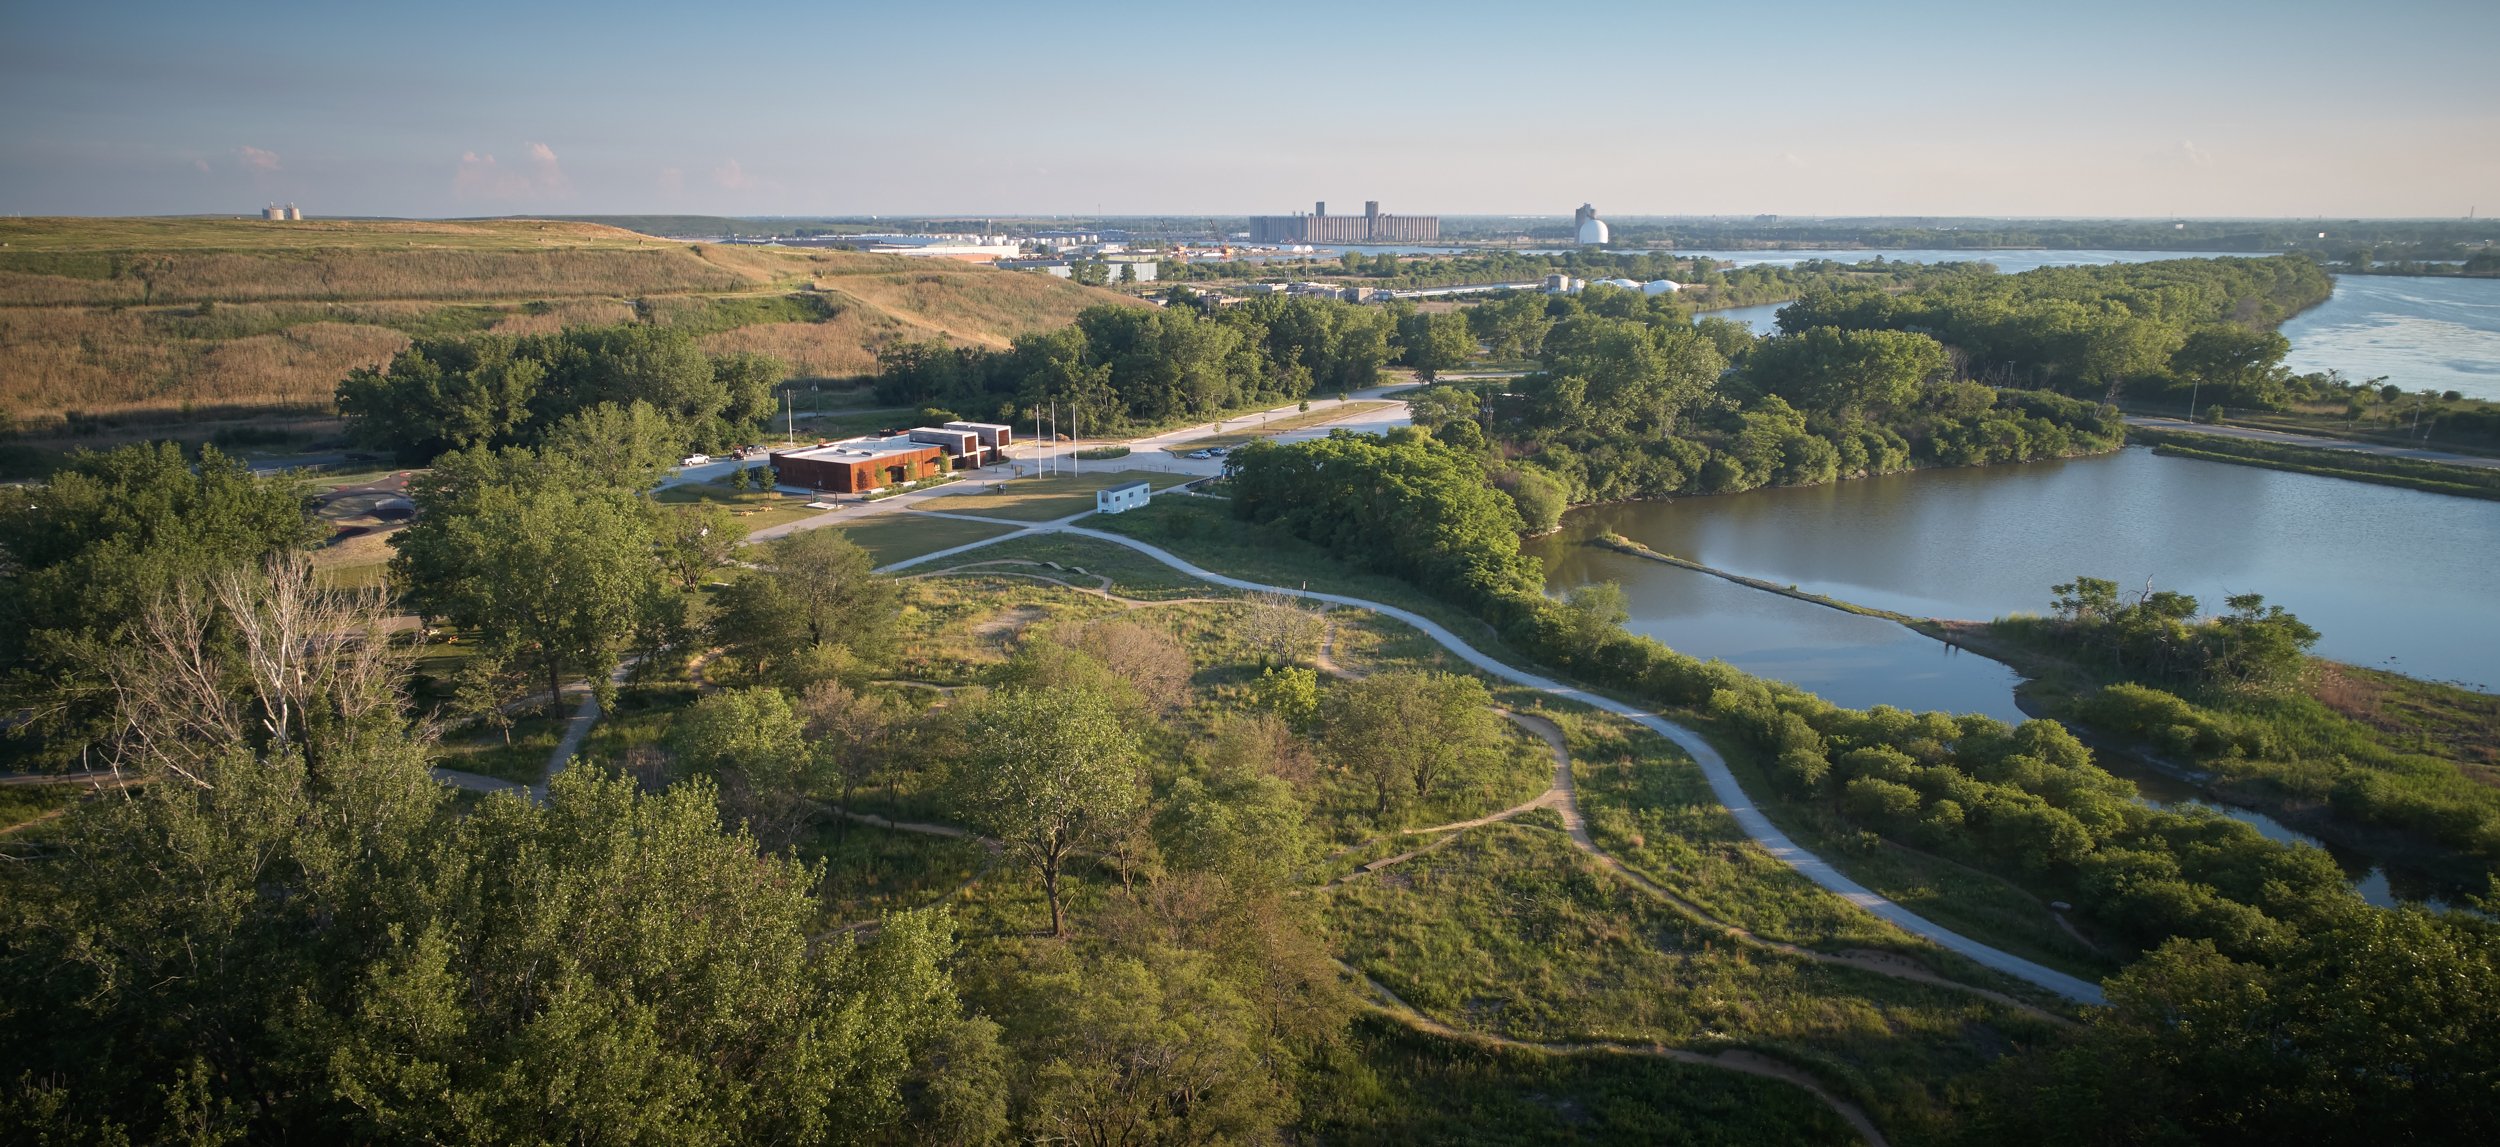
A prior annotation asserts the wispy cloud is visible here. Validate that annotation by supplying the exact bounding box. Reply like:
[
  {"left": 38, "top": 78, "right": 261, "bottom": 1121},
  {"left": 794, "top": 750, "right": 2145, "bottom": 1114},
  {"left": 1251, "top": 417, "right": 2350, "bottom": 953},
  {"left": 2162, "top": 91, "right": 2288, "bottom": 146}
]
[
  {"left": 235, "top": 145, "right": 281, "bottom": 172},
  {"left": 453, "top": 141, "right": 572, "bottom": 201},
  {"left": 712, "top": 159, "right": 751, "bottom": 190}
]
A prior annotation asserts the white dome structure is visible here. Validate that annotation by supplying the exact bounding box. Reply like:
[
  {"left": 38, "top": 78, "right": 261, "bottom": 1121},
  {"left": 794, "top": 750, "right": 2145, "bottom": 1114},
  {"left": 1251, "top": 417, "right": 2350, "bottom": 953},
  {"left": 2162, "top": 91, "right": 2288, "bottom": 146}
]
[
  {"left": 1573, "top": 203, "right": 1608, "bottom": 245},
  {"left": 1640, "top": 279, "right": 1682, "bottom": 295},
  {"left": 1592, "top": 277, "right": 1641, "bottom": 290}
]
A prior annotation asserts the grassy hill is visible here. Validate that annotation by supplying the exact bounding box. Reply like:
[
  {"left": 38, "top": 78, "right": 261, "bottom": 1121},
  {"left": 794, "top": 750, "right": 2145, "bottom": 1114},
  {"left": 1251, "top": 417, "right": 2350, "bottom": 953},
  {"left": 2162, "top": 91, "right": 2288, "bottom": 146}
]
[{"left": 0, "top": 216, "right": 1131, "bottom": 426}]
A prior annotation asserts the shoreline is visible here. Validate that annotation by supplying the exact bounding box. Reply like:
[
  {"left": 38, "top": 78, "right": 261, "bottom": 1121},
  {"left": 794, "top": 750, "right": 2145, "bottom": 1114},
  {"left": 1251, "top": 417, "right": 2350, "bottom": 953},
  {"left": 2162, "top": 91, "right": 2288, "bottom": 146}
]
[{"left": 1587, "top": 533, "right": 2491, "bottom": 896}]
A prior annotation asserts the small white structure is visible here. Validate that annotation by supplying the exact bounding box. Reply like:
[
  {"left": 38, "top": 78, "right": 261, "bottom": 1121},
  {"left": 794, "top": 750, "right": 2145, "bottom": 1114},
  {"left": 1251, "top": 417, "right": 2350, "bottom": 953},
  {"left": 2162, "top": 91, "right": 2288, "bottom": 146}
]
[
  {"left": 1592, "top": 277, "right": 1642, "bottom": 290},
  {"left": 1640, "top": 279, "right": 1683, "bottom": 295},
  {"left": 1574, "top": 203, "right": 1609, "bottom": 245},
  {"left": 1095, "top": 479, "right": 1152, "bottom": 514},
  {"left": 1543, "top": 273, "right": 1586, "bottom": 294}
]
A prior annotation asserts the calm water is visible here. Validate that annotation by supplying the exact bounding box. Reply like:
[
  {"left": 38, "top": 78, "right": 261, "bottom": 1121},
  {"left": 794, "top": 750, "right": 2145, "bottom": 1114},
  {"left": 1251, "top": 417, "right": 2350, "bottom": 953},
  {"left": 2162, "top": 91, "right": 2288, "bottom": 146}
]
[
  {"left": 2282, "top": 274, "right": 2500, "bottom": 402},
  {"left": 1681, "top": 251, "right": 2500, "bottom": 402},
  {"left": 1673, "top": 248, "right": 2250, "bottom": 273},
  {"left": 1535, "top": 447, "right": 2499, "bottom": 690},
  {"left": 1528, "top": 447, "right": 2500, "bottom": 905}
]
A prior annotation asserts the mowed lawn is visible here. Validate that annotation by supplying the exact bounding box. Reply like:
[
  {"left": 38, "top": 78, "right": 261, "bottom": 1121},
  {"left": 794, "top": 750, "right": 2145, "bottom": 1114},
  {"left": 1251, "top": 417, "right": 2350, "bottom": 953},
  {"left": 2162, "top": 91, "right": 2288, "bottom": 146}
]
[
  {"left": 652, "top": 483, "right": 830, "bottom": 532},
  {"left": 830, "top": 514, "right": 1020, "bottom": 567},
  {"left": 1162, "top": 401, "right": 1396, "bottom": 454},
  {"left": 915, "top": 470, "right": 1197, "bottom": 522}
]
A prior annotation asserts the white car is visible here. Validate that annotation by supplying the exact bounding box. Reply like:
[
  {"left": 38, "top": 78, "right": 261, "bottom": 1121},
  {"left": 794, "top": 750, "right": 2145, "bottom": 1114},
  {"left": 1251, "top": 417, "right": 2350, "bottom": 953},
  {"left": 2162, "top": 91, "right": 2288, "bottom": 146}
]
[{"left": 680, "top": 454, "right": 711, "bottom": 467}]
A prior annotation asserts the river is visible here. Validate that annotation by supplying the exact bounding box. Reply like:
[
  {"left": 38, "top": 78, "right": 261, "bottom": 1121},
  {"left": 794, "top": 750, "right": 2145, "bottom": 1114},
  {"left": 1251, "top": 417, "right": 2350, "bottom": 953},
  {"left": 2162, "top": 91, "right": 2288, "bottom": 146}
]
[
  {"left": 1526, "top": 446, "right": 2500, "bottom": 906},
  {"left": 2281, "top": 274, "right": 2500, "bottom": 402},
  {"left": 1683, "top": 251, "right": 2500, "bottom": 402}
]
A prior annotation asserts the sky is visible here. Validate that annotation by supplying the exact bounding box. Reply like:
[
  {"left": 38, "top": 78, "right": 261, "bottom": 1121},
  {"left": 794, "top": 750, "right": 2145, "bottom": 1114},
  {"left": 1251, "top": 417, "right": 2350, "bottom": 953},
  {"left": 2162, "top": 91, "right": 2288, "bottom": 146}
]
[{"left": 4, "top": 0, "right": 2495, "bottom": 220}]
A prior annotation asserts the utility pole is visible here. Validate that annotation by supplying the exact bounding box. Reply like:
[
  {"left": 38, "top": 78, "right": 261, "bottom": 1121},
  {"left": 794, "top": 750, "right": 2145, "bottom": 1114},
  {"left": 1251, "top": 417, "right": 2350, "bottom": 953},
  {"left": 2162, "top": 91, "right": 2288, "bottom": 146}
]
[{"left": 2186, "top": 378, "right": 2200, "bottom": 424}]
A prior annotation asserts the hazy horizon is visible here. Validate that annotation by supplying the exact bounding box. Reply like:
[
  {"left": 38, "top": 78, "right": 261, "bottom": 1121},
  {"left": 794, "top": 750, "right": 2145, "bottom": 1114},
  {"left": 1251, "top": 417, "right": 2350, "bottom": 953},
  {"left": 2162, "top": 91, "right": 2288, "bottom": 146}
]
[{"left": 7, "top": 0, "right": 2495, "bottom": 220}]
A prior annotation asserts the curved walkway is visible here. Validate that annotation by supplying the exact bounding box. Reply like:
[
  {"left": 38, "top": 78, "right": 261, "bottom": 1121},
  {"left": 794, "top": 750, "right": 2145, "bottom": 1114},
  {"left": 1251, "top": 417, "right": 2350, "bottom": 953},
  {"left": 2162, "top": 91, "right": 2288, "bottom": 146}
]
[
  {"left": 1348, "top": 963, "right": 1888, "bottom": 1147},
  {"left": 1385, "top": 711, "right": 2069, "bottom": 1024},
  {"left": 1034, "top": 525, "right": 2108, "bottom": 1006}
]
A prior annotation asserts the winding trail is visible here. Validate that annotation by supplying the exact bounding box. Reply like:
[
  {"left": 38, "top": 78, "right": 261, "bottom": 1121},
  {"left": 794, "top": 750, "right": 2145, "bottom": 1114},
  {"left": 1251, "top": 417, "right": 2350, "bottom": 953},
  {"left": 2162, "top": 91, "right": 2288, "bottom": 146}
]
[
  {"left": 1376, "top": 710, "right": 2070, "bottom": 1026},
  {"left": 885, "top": 520, "right": 2106, "bottom": 1006},
  {"left": 1346, "top": 962, "right": 1889, "bottom": 1147}
]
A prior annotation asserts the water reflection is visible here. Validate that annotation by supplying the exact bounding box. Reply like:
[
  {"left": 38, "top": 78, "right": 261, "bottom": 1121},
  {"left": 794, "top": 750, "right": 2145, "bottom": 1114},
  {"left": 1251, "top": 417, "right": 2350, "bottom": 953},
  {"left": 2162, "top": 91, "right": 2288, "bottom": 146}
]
[{"left": 1530, "top": 449, "right": 2499, "bottom": 906}]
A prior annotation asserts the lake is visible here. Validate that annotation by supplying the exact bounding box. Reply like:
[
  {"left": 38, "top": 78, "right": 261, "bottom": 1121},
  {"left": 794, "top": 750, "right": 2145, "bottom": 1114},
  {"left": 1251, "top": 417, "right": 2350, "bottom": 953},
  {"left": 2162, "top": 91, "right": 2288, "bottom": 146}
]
[
  {"left": 1527, "top": 447, "right": 2500, "bottom": 905},
  {"left": 1681, "top": 251, "right": 2500, "bottom": 402},
  {"left": 2281, "top": 273, "right": 2500, "bottom": 402},
  {"left": 1530, "top": 446, "right": 2500, "bottom": 690}
]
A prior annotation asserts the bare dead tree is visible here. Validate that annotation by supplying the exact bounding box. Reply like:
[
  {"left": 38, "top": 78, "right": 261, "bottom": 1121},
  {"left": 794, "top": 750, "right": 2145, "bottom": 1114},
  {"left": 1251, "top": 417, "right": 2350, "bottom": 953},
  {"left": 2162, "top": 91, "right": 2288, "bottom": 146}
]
[
  {"left": 1236, "top": 590, "right": 1325, "bottom": 668},
  {"left": 107, "top": 554, "right": 413, "bottom": 786}
]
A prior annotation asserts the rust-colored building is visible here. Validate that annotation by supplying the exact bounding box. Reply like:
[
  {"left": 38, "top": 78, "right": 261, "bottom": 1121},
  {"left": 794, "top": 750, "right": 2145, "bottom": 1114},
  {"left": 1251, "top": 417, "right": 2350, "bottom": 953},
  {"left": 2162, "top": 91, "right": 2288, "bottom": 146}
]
[{"left": 770, "top": 437, "right": 947, "bottom": 494}]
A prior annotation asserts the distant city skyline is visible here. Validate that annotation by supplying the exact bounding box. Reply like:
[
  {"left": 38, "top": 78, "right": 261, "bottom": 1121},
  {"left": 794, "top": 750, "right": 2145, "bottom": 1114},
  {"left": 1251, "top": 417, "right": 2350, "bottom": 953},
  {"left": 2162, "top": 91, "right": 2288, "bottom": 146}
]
[{"left": 5, "top": 0, "right": 2494, "bottom": 219}]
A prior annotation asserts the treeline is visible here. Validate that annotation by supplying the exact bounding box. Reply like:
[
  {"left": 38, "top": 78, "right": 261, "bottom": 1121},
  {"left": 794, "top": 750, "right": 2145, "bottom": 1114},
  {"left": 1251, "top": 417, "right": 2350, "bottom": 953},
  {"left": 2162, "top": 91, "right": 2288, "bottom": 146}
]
[
  {"left": 1775, "top": 255, "right": 2332, "bottom": 403},
  {"left": 1424, "top": 280, "right": 2127, "bottom": 508},
  {"left": 1222, "top": 428, "right": 2499, "bottom": 1142},
  {"left": 336, "top": 323, "right": 785, "bottom": 464},
  {"left": 1158, "top": 248, "right": 1968, "bottom": 307},
  {"left": 869, "top": 297, "right": 1400, "bottom": 428}
]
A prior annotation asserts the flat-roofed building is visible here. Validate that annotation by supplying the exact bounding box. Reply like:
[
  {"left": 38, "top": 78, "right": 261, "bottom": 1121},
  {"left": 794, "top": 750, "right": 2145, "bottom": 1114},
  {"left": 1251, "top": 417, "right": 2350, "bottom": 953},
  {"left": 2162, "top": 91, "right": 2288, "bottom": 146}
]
[
  {"left": 944, "top": 421, "right": 1016, "bottom": 450},
  {"left": 770, "top": 436, "right": 948, "bottom": 494},
  {"left": 1095, "top": 479, "right": 1153, "bottom": 514},
  {"left": 1249, "top": 200, "right": 1438, "bottom": 244}
]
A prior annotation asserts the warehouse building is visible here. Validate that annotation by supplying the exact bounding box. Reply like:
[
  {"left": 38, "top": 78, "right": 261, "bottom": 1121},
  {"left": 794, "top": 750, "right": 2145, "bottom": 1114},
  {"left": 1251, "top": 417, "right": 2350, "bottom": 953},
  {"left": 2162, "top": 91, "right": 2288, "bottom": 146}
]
[{"left": 1249, "top": 200, "right": 1438, "bottom": 244}]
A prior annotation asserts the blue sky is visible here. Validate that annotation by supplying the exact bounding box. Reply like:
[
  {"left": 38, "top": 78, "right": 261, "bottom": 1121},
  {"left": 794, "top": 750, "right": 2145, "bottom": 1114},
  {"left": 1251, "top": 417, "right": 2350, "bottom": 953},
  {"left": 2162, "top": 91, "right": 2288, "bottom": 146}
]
[{"left": 4, "top": 0, "right": 2494, "bottom": 218}]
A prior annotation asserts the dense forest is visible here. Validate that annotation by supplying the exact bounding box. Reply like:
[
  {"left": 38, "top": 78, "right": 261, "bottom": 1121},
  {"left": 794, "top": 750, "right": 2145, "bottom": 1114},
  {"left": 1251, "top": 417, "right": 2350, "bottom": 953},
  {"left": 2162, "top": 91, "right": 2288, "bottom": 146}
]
[
  {"left": 867, "top": 296, "right": 1400, "bottom": 428},
  {"left": 336, "top": 324, "right": 785, "bottom": 464}
]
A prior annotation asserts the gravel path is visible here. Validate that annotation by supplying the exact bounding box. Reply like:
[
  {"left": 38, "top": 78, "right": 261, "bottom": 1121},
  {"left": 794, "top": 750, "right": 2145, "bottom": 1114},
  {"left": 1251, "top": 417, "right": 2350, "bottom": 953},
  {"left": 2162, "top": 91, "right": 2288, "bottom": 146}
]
[{"left": 1040, "top": 524, "right": 2110, "bottom": 1006}]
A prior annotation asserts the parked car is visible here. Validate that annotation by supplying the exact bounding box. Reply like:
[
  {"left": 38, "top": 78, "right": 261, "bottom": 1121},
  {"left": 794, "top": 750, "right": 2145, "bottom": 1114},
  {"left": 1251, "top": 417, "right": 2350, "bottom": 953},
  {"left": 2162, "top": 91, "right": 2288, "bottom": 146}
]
[{"left": 680, "top": 454, "right": 711, "bottom": 467}]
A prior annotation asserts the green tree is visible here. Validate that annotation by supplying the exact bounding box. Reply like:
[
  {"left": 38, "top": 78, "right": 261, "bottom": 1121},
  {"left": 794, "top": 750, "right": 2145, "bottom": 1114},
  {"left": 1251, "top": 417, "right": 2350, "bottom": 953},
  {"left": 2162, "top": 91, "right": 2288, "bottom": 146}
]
[
  {"left": 391, "top": 445, "right": 668, "bottom": 709},
  {"left": 1403, "top": 385, "right": 1481, "bottom": 431},
  {"left": 1321, "top": 670, "right": 1499, "bottom": 819},
  {"left": 1746, "top": 326, "right": 1948, "bottom": 417},
  {"left": 0, "top": 442, "right": 322, "bottom": 761},
  {"left": 654, "top": 500, "right": 746, "bottom": 592},
  {"left": 1973, "top": 910, "right": 2500, "bottom": 1146},
  {"left": 945, "top": 686, "right": 1144, "bottom": 935},
  {"left": 670, "top": 686, "right": 819, "bottom": 844},
  {"left": 1396, "top": 310, "right": 1478, "bottom": 382}
]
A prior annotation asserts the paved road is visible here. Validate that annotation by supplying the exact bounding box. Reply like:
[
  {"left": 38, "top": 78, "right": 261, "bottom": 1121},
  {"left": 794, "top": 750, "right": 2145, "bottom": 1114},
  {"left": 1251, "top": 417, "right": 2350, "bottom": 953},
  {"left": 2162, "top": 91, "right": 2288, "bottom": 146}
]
[
  {"left": 2127, "top": 416, "right": 2500, "bottom": 471},
  {"left": 872, "top": 510, "right": 2105, "bottom": 1005}
]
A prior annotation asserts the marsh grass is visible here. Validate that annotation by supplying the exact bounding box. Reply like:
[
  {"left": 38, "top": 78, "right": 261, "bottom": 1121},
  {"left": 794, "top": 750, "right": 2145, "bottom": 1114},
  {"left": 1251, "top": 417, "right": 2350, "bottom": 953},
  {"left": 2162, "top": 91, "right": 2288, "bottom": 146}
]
[
  {"left": 1324, "top": 821, "right": 2062, "bottom": 1141},
  {"left": 1301, "top": 1014, "right": 1861, "bottom": 1147}
]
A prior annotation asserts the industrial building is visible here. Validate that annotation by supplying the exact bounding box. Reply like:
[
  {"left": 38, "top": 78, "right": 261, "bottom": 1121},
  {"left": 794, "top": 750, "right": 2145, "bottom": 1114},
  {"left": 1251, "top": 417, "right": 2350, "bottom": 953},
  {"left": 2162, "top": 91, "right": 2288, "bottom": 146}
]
[
  {"left": 1249, "top": 201, "right": 1438, "bottom": 244},
  {"left": 997, "top": 256, "right": 1158, "bottom": 282},
  {"left": 261, "top": 204, "right": 303, "bottom": 221},
  {"left": 1574, "top": 204, "right": 1609, "bottom": 245},
  {"left": 849, "top": 234, "right": 1022, "bottom": 261},
  {"left": 770, "top": 422, "right": 1015, "bottom": 494},
  {"left": 1095, "top": 479, "right": 1152, "bottom": 514}
]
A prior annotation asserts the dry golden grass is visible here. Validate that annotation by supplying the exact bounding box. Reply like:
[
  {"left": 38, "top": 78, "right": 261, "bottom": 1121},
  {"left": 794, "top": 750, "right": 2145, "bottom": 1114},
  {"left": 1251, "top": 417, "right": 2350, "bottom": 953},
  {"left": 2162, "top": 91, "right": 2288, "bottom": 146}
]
[
  {"left": 698, "top": 314, "right": 901, "bottom": 379},
  {"left": 0, "top": 217, "right": 1132, "bottom": 421},
  {"left": 488, "top": 300, "right": 639, "bottom": 334}
]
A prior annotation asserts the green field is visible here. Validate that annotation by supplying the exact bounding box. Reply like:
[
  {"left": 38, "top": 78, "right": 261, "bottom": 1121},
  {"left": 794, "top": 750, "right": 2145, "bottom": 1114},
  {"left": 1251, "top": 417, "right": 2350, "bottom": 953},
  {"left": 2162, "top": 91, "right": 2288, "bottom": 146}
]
[
  {"left": 1161, "top": 400, "right": 1399, "bottom": 453},
  {"left": 829, "top": 513, "right": 1020, "bottom": 566},
  {"left": 651, "top": 482, "right": 831, "bottom": 531},
  {"left": 909, "top": 469, "right": 1196, "bottom": 522}
]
